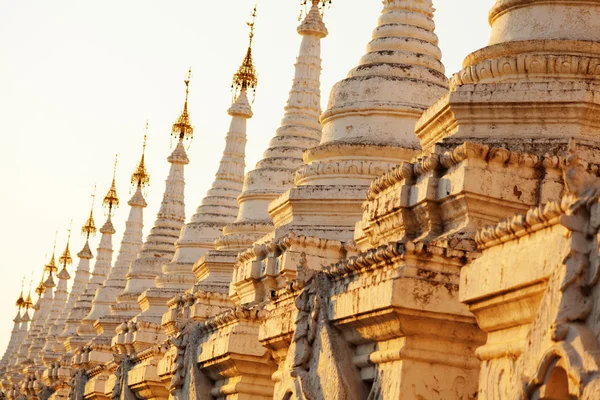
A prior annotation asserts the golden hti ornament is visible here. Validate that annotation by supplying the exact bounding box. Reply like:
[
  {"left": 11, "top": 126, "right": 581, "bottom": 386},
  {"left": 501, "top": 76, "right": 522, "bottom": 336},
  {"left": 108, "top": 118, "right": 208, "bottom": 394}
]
[
  {"left": 232, "top": 5, "right": 258, "bottom": 102},
  {"left": 81, "top": 185, "right": 97, "bottom": 239},
  {"left": 103, "top": 155, "right": 120, "bottom": 216},
  {"left": 57, "top": 222, "right": 73, "bottom": 279},
  {"left": 131, "top": 122, "right": 150, "bottom": 190},
  {"left": 171, "top": 69, "right": 194, "bottom": 143},
  {"left": 43, "top": 235, "right": 59, "bottom": 288}
]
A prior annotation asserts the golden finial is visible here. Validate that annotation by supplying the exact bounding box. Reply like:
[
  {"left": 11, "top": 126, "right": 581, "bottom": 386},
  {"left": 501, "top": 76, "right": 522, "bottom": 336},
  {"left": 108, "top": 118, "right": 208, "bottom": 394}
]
[
  {"left": 24, "top": 274, "right": 33, "bottom": 310},
  {"left": 171, "top": 68, "right": 194, "bottom": 143},
  {"left": 15, "top": 276, "right": 25, "bottom": 309},
  {"left": 35, "top": 271, "right": 46, "bottom": 296},
  {"left": 43, "top": 234, "right": 58, "bottom": 288},
  {"left": 232, "top": 5, "right": 258, "bottom": 102},
  {"left": 131, "top": 122, "right": 150, "bottom": 190},
  {"left": 81, "top": 185, "right": 97, "bottom": 238},
  {"left": 299, "top": 0, "right": 331, "bottom": 19},
  {"left": 59, "top": 221, "right": 73, "bottom": 268},
  {"left": 45, "top": 234, "right": 58, "bottom": 273},
  {"left": 103, "top": 155, "right": 120, "bottom": 216}
]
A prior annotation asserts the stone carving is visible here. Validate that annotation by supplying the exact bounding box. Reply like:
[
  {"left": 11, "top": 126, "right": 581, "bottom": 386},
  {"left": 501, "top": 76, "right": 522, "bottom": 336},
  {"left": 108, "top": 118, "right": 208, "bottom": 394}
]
[
  {"left": 450, "top": 52, "right": 600, "bottom": 90},
  {"left": 295, "top": 159, "right": 398, "bottom": 186},
  {"left": 67, "top": 367, "right": 87, "bottom": 400},
  {"left": 111, "top": 354, "right": 132, "bottom": 400},
  {"left": 291, "top": 282, "right": 319, "bottom": 373},
  {"left": 168, "top": 327, "right": 189, "bottom": 393},
  {"left": 37, "top": 383, "right": 54, "bottom": 400}
]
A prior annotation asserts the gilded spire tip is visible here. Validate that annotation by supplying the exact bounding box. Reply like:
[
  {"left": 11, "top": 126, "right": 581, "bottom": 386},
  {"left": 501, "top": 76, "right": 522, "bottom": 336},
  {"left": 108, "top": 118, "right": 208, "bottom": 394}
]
[
  {"left": 59, "top": 221, "right": 73, "bottom": 268},
  {"left": 103, "top": 155, "right": 120, "bottom": 216},
  {"left": 24, "top": 274, "right": 33, "bottom": 309},
  {"left": 82, "top": 185, "right": 97, "bottom": 239},
  {"left": 15, "top": 277, "right": 25, "bottom": 309},
  {"left": 132, "top": 123, "right": 151, "bottom": 190},
  {"left": 232, "top": 5, "right": 259, "bottom": 102},
  {"left": 171, "top": 69, "right": 194, "bottom": 143}
]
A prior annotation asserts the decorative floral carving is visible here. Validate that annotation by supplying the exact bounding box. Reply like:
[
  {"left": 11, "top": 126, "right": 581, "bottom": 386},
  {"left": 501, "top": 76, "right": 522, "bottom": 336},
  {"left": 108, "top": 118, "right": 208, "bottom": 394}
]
[
  {"left": 295, "top": 159, "right": 398, "bottom": 186},
  {"left": 450, "top": 53, "right": 600, "bottom": 90}
]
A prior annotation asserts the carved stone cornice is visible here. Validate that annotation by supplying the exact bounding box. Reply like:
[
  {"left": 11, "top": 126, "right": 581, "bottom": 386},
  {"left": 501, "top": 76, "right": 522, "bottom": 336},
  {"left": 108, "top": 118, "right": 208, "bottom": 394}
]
[
  {"left": 198, "top": 304, "right": 266, "bottom": 334},
  {"left": 475, "top": 201, "right": 564, "bottom": 250},
  {"left": 325, "top": 240, "right": 475, "bottom": 279},
  {"left": 450, "top": 41, "right": 600, "bottom": 91}
]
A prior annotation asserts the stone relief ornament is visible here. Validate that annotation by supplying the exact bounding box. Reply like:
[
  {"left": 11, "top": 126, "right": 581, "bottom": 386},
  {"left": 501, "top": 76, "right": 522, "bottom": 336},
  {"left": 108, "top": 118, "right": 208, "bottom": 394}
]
[{"left": 67, "top": 367, "right": 87, "bottom": 400}]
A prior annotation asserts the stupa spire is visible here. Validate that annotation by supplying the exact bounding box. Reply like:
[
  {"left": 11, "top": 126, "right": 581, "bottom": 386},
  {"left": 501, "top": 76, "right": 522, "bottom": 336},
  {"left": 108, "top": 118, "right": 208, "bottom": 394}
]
[
  {"left": 131, "top": 123, "right": 150, "bottom": 190},
  {"left": 259, "top": 0, "right": 450, "bottom": 244},
  {"left": 296, "top": 0, "right": 448, "bottom": 186},
  {"left": 0, "top": 281, "right": 27, "bottom": 366},
  {"left": 22, "top": 276, "right": 33, "bottom": 322},
  {"left": 113, "top": 75, "right": 190, "bottom": 320},
  {"left": 83, "top": 128, "right": 149, "bottom": 340},
  {"left": 63, "top": 163, "right": 118, "bottom": 350},
  {"left": 153, "top": 7, "right": 257, "bottom": 293},
  {"left": 43, "top": 235, "right": 58, "bottom": 288},
  {"left": 82, "top": 187, "right": 98, "bottom": 239},
  {"left": 215, "top": 1, "right": 327, "bottom": 252},
  {"left": 15, "top": 246, "right": 55, "bottom": 365},
  {"left": 53, "top": 192, "right": 98, "bottom": 355},
  {"left": 231, "top": 5, "right": 258, "bottom": 101},
  {"left": 172, "top": 68, "right": 194, "bottom": 143},
  {"left": 39, "top": 227, "right": 72, "bottom": 365},
  {"left": 15, "top": 277, "right": 25, "bottom": 311}
]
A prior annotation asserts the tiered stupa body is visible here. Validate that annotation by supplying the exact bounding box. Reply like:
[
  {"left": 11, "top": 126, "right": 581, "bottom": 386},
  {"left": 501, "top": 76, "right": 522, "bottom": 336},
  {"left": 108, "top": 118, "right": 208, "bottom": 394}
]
[
  {"left": 84, "top": 135, "right": 149, "bottom": 343},
  {"left": 16, "top": 259, "right": 54, "bottom": 367},
  {"left": 2, "top": 312, "right": 23, "bottom": 368},
  {"left": 50, "top": 201, "right": 97, "bottom": 356},
  {"left": 214, "top": 1, "right": 327, "bottom": 253},
  {"left": 1, "top": 288, "right": 32, "bottom": 367},
  {"left": 153, "top": 87, "right": 253, "bottom": 293},
  {"left": 267, "top": 0, "right": 449, "bottom": 241},
  {"left": 38, "top": 237, "right": 72, "bottom": 366},
  {"left": 62, "top": 170, "right": 118, "bottom": 352},
  {"left": 110, "top": 76, "right": 192, "bottom": 361},
  {"left": 157, "top": 6, "right": 329, "bottom": 400},
  {"left": 147, "top": 37, "right": 257, "bottom": 329}
]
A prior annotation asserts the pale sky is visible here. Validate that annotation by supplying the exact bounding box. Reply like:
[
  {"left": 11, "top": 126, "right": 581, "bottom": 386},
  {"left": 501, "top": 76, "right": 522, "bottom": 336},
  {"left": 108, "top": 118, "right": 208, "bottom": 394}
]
[{"left": 0, "top": 0, "right": 495, "bottom": 352}]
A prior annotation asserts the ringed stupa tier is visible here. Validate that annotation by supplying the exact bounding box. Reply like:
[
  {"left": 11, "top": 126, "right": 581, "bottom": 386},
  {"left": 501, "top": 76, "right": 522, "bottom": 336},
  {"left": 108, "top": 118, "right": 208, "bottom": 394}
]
[
  {"left": 152, "top": 12, "right": 257, "bottom": 298},
  {"left": 213, "top": 0, "right": 327, "bottom": 254},
  {"left": 50, "top": 191, "right": 97, "bottom": 356},
  {"left": 38, "top": 230, "right": 73, "bottom": 366},
  {"left": 62, "top": 162, "right": 119, "bottom": 352},
  {"left": 84, "top": 130, "right": 149, "bottom": 341},
  {"left": 111, "top": 73, "right": 192, "bottom": 321},
  {"left": 267, "top": 0, "right": 449, "bottom": 241},
  {"left": 417, "top": 0, "right": 600, "bottom": 156}
]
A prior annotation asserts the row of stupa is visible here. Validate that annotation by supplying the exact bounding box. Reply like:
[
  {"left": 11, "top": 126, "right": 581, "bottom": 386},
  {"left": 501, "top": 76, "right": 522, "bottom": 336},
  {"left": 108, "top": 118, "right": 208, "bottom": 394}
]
[{"left": 3, "top": 0, "right": 600, "bottom": 399}]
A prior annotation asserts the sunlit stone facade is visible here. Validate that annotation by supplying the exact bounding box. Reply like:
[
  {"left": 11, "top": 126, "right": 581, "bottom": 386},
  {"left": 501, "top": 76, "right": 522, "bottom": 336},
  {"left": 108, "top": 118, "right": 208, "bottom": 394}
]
[{"left": 4, "top": 0, "right": 600, "bottom": 399}]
